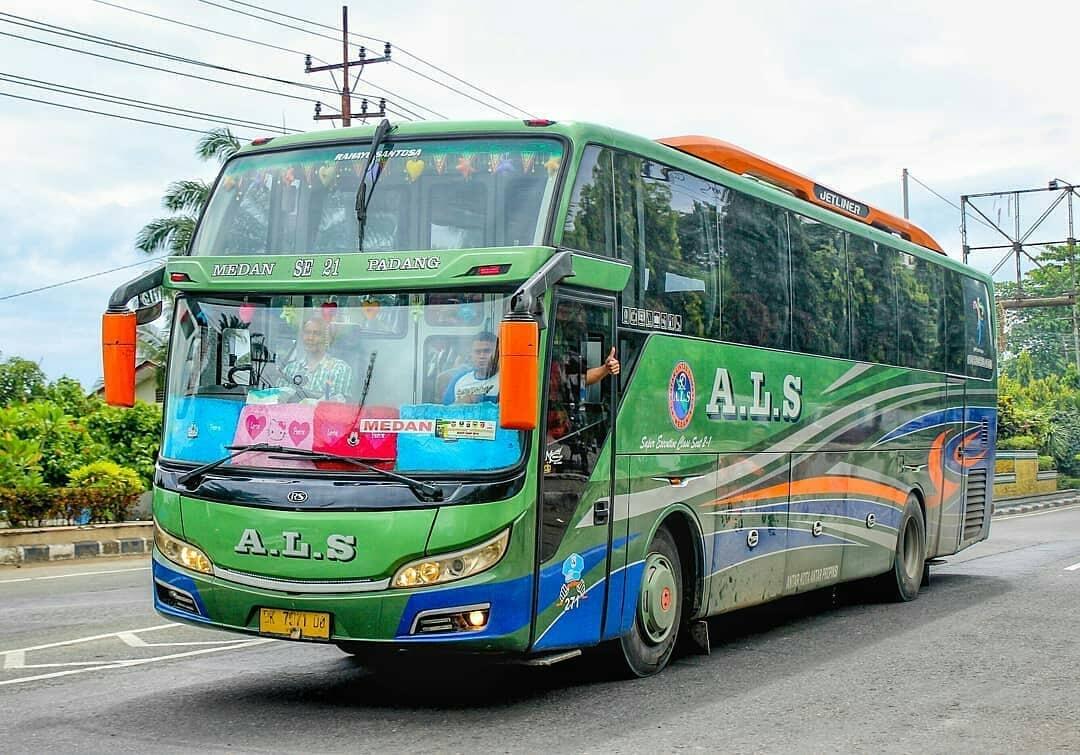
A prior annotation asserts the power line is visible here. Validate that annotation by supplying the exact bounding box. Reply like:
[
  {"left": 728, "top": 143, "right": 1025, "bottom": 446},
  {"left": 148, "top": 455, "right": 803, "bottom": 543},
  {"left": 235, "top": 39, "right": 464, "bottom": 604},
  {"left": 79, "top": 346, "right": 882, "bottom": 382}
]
[
  {"left": 218, "top": 0, "right": 537, "bottom": 118},
  {"left": 33, "top": 6, "right": 425, "bottom": 121},
  {"left": 194, "top": 0, "right": 518, "bottom": 119},
  {"left": 0, "top": 13, "right": 341, "bottom": 98},
  {"left": 0, "top": 89, "right": 253, "bottom": 139},
  {"left": 0, "top": 72, "right": 301, "bottom": 133},
  {"left": 192, "top": 0, "right": 446, "bottom": 120},
  {"left": 907, "top": 171, "right": 998, "bottom": 235},
  {"left": 0, "top": 29, "right": 327, "bottom": 108},
  {"left": 91, "top": 0, "right": 334, "bottom": 66},
  {"left": 0, "top": 255, "right": 169, "bottom": 302}
]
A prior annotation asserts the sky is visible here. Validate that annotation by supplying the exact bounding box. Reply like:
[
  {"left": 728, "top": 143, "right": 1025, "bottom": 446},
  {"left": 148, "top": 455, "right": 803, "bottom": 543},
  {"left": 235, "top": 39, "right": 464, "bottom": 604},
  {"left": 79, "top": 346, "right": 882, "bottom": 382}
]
[{"left": 1, "top": 0, "right": 1079, "bottom": 389}]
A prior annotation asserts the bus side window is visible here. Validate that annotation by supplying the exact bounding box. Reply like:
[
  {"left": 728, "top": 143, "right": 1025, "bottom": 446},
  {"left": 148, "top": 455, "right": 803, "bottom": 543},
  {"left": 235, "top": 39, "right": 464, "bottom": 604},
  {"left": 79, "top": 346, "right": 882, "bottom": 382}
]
[
  {"left": 721, "top": 192, "right": 790, "bottom": 350},
  {"left": 561, "top": 146, "right": 615, "bottom": 255}
]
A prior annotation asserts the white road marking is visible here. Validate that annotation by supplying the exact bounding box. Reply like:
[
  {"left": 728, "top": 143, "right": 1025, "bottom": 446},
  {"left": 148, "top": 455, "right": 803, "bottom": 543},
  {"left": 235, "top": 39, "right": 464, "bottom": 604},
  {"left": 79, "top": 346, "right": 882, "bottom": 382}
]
[
  {"left": 995, "top": 503, "right": 1080, "bottom": 521},
  {"left": 1, "top": 624, "right": 177, "bottom": 658},
  {"left": 0, "top": 640, "right": 274, "bottom": 687},
  {"left": 0, "top": 566, "right": 149, "bottom": 584},
  {"left": 117, "top": 631, "right": 253, "bottom": 648},
  {"left": 1065, "top": 561, "right": 1080, "bottom": 572}
]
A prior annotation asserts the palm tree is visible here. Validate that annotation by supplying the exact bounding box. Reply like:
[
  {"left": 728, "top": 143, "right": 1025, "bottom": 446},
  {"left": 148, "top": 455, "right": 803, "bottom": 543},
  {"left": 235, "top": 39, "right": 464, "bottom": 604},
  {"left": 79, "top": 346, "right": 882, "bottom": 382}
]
[
  {"left": 135, "top": 128, "right": 241, "bottom": 388},
  {"left": 135, "top": 128, "right": 241, "bottom": 255}
]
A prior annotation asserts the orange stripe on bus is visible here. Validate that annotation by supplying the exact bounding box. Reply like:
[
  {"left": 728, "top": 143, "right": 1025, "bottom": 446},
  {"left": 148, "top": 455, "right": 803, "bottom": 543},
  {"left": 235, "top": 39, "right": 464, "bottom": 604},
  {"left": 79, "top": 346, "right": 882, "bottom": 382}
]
[{"left": 713, "top": 476, "right": 908, "bottom": 507}]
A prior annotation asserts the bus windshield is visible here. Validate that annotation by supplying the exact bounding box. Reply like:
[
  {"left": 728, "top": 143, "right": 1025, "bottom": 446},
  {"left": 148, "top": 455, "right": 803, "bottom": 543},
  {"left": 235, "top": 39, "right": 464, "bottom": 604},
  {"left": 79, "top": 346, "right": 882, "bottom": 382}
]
[
  {"left": 161, "top": 292, "right": 524, "bottom": 476},
  {"left": 190, "top": 137, "right": 565, "bottom": 256}
]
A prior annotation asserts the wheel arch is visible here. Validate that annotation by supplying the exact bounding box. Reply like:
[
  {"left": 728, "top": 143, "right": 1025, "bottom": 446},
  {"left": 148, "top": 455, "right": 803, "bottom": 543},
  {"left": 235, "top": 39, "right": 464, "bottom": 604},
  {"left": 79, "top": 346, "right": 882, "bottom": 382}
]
[{"left": 647, "top": 505, "right": 707, "bottom": 620}]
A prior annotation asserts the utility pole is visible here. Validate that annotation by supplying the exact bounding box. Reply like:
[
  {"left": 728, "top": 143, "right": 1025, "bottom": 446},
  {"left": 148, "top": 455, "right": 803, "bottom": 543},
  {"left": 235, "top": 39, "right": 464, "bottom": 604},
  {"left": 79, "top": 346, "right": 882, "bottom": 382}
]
[
  {"left": 304, "top": 6, "right": 391, "bottom": 126},
  {"left": 901, "top": 168, "right": 909, "bottom": 219}
]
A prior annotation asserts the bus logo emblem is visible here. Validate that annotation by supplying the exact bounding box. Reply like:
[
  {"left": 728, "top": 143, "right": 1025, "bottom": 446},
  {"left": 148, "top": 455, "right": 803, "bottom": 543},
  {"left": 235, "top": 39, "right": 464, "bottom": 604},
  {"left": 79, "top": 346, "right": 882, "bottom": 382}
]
[
  {"left": 287, "top": 491, "right": 308, "bottom": 504},
  {"left": 668, "top": 362, "right": 695, "bottom": 430}
]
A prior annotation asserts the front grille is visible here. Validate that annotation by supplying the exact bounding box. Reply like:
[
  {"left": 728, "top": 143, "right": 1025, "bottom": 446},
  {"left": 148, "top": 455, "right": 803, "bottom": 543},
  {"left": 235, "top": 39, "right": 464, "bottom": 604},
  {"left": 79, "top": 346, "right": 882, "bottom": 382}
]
[{"left": 963, "top": 469, "right": 988, "bottom": 541}]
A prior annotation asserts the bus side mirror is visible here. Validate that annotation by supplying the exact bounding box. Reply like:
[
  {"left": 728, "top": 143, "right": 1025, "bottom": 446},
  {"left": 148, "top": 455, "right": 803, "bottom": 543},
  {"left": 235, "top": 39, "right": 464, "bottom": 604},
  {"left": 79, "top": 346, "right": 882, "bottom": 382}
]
[
  {"left": 102, "top": 311, "right": 137, "bottom": 407},
  {"left": 498, "top": 318, "right": 539, "bottom": 430}
]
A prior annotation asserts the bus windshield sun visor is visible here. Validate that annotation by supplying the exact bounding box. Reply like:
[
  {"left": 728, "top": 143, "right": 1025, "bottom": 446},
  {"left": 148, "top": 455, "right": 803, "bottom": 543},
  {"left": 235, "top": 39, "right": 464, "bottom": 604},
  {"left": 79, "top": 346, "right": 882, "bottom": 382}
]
[
  {"left": 355, "top": 118, "right": 395, "bottom": 252},
  {"left": 178, "top": 443, "right": 443, "bottom": 502}
]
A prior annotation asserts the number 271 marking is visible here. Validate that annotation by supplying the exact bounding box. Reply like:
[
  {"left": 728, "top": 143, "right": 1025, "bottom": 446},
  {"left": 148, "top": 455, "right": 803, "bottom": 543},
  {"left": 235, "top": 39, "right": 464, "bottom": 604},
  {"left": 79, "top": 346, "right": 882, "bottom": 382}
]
[{"left": 322, "top": 258, "right": 340, "bottom": 277}]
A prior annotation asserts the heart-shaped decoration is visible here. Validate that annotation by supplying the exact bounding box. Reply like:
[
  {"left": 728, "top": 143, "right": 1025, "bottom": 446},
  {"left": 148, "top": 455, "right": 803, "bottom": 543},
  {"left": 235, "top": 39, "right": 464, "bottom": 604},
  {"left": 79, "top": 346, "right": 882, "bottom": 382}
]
[
  {"left": 288, "top": 421, "right": 310, "bottom": 445},
  {"left": 246, "top": 413, "right": 267, "bottom": 438},
  {"left": 405, "top": 159, "right": 425, "bottom": 182}
]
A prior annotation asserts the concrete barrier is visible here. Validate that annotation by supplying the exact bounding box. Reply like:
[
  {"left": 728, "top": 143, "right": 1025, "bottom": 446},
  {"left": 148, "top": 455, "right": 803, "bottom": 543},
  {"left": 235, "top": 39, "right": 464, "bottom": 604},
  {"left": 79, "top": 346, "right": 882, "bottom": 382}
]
[{"left": 0, "top": 522, "right": 153, "bottom": 565}]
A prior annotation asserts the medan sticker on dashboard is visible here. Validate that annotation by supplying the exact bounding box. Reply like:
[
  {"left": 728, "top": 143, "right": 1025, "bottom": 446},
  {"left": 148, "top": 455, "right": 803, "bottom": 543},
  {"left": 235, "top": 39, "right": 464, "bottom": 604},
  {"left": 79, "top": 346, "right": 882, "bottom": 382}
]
[
  {"left": 356, "top": 418, "right": 435, "bottom": 434},
  {"left": 435, "top": 419, "right": 496, "bottom": 441},
  {"left": 668, "top": 362, "right": 695, "bottom": 431}
]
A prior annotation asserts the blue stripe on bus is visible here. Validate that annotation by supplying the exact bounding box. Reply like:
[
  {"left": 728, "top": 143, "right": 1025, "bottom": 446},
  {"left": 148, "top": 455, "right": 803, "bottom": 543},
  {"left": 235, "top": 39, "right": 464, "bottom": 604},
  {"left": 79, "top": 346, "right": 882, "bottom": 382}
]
[
  {"left": 394, "top": 573, "right": 533, "bottom": 641},
  {"left": 152, "top": 558, "right": 211, "bottom": 621},
  {"left": 876, "top": 406, "right": 997, "bottom": 445},
  {"left": 788, "top": 498, "right": 902, "bottom": 528}
]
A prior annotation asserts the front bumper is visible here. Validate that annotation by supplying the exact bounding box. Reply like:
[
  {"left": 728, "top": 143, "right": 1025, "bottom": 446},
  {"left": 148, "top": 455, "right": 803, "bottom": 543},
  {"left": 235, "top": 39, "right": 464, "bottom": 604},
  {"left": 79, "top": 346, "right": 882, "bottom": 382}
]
[{"left": 151, "top": 551, "right": 533, "bottom": 651}]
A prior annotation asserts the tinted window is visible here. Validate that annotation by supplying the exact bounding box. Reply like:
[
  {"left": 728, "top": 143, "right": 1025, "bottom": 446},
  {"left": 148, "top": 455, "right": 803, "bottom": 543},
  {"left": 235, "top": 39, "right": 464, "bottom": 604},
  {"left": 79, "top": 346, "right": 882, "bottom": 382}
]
[
  {"left": 944, "top": 270, "right": 966, "bottom": 374},
  {"left": 962, "top": 276, "right": 995, "bottom": 378},
  {"left": 619, "top": 162, "right": 720, "bottom": 339},
  {"left": 897, "top": 254, "right": 944, "bottom": 371},
  {"left": 790, "top": 214, "right": 848, "bottom": 358},
  {"left": 721, "top": 192, "right": 790, "bottom": 349},
  {"left": 562, "top": 146, "right": 614, "bottom": 255},
  {"left": 849, "top": 235, "right": 898, "bottom": 364}
]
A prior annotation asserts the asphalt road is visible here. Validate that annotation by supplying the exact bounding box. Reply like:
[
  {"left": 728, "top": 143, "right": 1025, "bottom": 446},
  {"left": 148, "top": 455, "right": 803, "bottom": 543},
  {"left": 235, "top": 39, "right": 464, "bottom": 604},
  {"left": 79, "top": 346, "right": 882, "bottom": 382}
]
[{"left": 3, "top": 504, "right": 1080, "bottom": 753}]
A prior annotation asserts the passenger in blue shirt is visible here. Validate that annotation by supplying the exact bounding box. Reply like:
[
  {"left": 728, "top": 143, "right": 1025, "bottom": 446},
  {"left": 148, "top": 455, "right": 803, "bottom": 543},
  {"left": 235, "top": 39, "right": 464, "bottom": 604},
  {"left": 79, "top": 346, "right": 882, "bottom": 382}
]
[{"left": 443, "top": 331, "right": 499, "bottom": 404}]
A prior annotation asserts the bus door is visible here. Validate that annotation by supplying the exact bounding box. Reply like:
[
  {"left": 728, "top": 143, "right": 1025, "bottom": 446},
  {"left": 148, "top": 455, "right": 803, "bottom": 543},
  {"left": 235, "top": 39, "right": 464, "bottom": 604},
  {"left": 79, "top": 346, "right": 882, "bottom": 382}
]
[
  {"left": 531, "top": 294, "right": 617, "bottom": 651},
  {"left": 935, "top": 376, "right": 967, "bottom": 554}
]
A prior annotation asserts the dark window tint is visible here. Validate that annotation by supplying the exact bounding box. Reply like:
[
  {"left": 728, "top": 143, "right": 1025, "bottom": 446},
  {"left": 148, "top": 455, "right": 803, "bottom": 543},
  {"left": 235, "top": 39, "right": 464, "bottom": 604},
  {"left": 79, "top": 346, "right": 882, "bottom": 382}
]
[
  {"left": 944, "top": 270, "right": 966, "bottom": 374},
  {"left": 613, "top": 151, "right": 646, "bottom": 292},
  {"left": 962, "top": 276, "right": 995, "bottom": 378},
  {"left": 562, "top": 146, "right": 614, "bottom": 255},
  {"left": 721, "top": 192, "right": 790, "bottom": 349},
  {"left": 849, "top": 235, "right": 898, "bottom": 364},
  {"left": 620, "top": 163, "right": 720, "bottom": 339},
  {"left": 790, "top": 215, "right": 848, "bottom": 358},
  {"left": 897, "top": 254, "right": 944, "bottom": 371}
]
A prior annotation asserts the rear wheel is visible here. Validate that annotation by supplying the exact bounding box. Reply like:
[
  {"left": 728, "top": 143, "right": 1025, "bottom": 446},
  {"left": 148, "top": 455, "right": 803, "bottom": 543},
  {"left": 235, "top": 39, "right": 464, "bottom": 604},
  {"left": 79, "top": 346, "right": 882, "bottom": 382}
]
[
  {"left": 614, "top": 527, "right": 683, "bottom": 677},
  {"left": 875, "top": 494, "right": 926, "bottom": 602}
]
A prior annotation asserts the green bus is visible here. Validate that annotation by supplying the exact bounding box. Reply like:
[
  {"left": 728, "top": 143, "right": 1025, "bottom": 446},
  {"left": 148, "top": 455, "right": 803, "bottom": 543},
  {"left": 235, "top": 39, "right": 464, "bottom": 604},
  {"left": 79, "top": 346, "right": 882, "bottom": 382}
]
[{"left": 103, "top": 119, "right": 996, "bottom": 676}]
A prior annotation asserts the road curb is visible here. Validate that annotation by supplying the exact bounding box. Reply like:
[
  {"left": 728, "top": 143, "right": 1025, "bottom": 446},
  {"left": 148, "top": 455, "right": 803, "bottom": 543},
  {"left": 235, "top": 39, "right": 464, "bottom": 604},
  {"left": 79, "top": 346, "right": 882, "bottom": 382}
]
[
  {"left": 993, "top": 495, "right": 1080, "bottom": 517},
  {"left": 0, "top": 523, "right": 153, "bottom": 566}
]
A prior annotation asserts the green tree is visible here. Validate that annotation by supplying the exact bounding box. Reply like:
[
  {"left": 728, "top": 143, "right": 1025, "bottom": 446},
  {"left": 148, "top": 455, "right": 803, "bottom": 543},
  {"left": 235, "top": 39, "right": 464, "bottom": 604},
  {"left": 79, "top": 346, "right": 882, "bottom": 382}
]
[
  {"left": 0, "top": 355, "right": 47, "bottom": 407},
  {"left": 998, "top": 244, "right": 1080, "bottom": 379},
  {"left": 135, "top": 128, "right": 241, "bottom": 256}
]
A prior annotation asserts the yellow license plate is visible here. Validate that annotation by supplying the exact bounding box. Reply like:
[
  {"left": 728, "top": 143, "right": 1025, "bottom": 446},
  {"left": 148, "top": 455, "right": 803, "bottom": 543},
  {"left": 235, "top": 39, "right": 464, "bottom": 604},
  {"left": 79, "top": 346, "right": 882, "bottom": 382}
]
[{"left": 259, "top": 608, "right": 331, "bottom": 641}]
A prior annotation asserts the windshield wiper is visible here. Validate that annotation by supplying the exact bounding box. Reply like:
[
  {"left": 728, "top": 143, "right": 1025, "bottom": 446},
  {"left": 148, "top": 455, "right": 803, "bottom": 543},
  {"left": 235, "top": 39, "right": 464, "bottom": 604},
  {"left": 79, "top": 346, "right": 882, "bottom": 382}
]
[
  {"left": 177, "top": 443, "right": 278, "bottom": 488},
  {"left": 177, "top": 443, "right": 444, "bottom": 501},
  {"left": 266, "top": 447, "right": 444, "bottom": 502},
  {"left": 355, "top": 118, "right": 394, "bottom": 252}
]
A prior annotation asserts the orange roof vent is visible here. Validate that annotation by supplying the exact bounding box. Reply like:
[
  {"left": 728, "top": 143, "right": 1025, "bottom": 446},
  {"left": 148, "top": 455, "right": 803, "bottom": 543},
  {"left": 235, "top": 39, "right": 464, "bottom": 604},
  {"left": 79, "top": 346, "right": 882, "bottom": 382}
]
[{"left": 657, "top": 135, "right": 944, "bottom": 255}]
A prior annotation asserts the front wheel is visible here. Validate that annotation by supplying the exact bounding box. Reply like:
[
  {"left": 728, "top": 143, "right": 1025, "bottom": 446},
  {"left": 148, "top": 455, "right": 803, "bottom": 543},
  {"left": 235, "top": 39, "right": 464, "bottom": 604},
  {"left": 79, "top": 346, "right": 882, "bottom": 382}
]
[
  {"left": 614, "top": 527, "right": 683, "bottom": 677},
  {"left": 875, "top": 494, "right": 926, "bottom": 602}
]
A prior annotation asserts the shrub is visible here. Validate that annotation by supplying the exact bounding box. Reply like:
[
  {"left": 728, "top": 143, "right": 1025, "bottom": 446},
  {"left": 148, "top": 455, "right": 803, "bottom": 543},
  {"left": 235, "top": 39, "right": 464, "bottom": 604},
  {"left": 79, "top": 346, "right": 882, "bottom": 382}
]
[
  {"left": 66, "top": 461, "right": 143, "bottom": 523},
  {"left": 997, "top": 435, "right": 1040, "bottom": 451},
  {"left": 1038, "top": 455, "right": 1056, "bottom": 471}
]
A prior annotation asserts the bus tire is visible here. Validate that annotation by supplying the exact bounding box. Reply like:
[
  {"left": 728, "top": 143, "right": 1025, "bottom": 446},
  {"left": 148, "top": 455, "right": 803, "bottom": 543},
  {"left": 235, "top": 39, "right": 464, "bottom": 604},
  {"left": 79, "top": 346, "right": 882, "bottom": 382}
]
[
  {"left": 876, "top": 494, "right": 926, "bottom": 602},
  {"left": 616, "top": 527, "right": 683, "bottom": 677}
]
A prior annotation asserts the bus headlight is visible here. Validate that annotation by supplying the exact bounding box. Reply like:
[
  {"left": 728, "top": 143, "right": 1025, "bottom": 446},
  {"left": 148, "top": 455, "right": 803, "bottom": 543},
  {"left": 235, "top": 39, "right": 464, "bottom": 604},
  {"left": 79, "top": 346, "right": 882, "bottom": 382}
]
[
  {"left": 154, "top": 522, "right": 213, "bottom": 575},
  {"left": 392, "top": 528, "right": 510, "bottom": 588}
]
